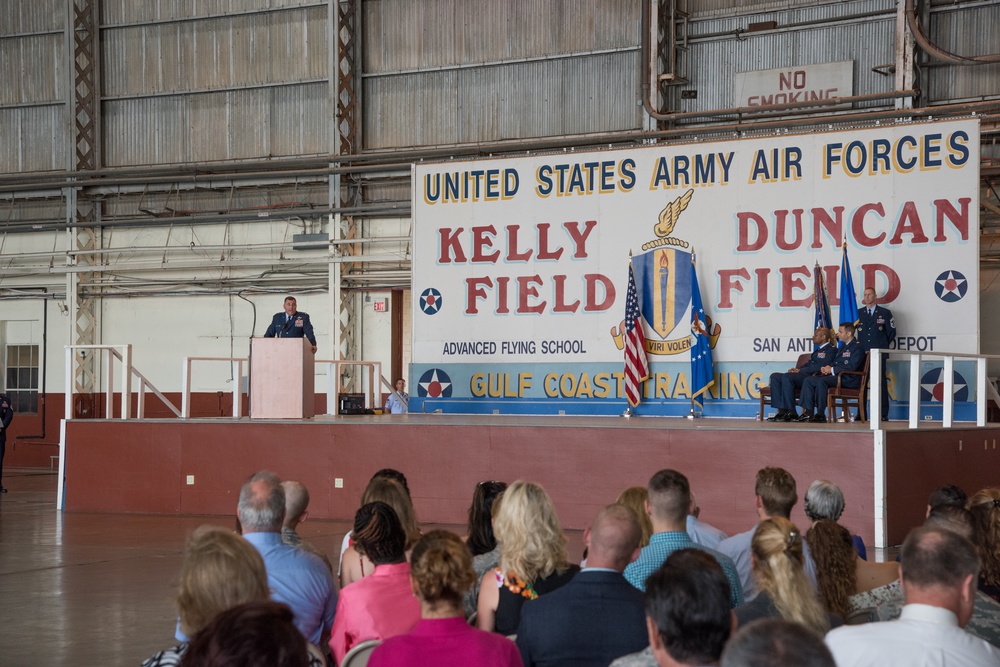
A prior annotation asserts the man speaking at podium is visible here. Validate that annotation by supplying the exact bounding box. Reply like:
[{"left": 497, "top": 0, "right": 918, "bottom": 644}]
[{"left": 264, "top": 296, "right": 317, "bottom": 353}]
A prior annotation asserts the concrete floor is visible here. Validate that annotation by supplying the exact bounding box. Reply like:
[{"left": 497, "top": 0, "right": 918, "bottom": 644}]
[{"left": 0, "top": 468, "right": 586, "bottom": 667}]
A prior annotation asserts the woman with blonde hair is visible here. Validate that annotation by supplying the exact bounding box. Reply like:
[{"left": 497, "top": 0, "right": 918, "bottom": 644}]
[
  {"left": 477, "top": 480, "right": 579, "bottom": 635},
  {"left": 735, "top": 517, "right": 833, "bottom": 635},
  {"left": 142, "top": 526, "right": 271, "bottom": 666},
  {"left": 969, "top": 487, "right": 1000, "bottom": 602},
  {"left": 340, "top": 477, "right": 422, "bottom": 587},
  {"left": 806, "top": 519, "right": 901, "bottom": 619},
  {"left": 616, "top": 486, "right": 653, "bottom": 548},
  {"left": 369, "top": 531, "right": 522, "bottom": 667}
]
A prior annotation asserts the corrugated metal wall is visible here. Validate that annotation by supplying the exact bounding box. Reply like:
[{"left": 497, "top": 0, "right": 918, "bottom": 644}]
[
  {"left": 926, "top": 2, "right": 1000, "bottom": 103},
  {"left": 689, "top": 0, "right": 831, "bottom": 16},
  {"left": 678, "top": 0, "right": 898, "bottom": 113},
  {"left": 361, "top": 0, "right": 643, "bottom": 149},
  {"left": 2, "top": 0, "right": 998, "bottom": 173},
  {"left": 0, "top": 0, "right": 66, "bottom": 173},
  {"left": 101, "top": 1, "right": 328, "bottom": 166}
]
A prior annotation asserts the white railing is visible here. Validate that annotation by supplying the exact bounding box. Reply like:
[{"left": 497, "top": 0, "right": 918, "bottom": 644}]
[
  {"left": 180, "top": 356, "right": 389, "bottom": 418},
  {"left": 64, "top": 344, "right": 182, "bottom": 420},
  {"left": 870, "top": 349, "right": 999, "bottom": 430},
  {"left": 181, "top": 357, "right": 247, "bottom": 418}
]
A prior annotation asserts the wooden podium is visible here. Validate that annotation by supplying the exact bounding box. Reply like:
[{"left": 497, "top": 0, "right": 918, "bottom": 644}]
[{"left": 250, "top": 338, "right": 315, "bottom": 419}]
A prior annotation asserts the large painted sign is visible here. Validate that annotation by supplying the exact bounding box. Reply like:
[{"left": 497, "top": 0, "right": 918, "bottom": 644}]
[{"left": 411, "top": 119, "right": 979, "bottom": 415}]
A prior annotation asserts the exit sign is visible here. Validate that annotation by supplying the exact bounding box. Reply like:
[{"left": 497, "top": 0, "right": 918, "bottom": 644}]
[{"left": 373, "top": 300, "right": 387, "bottom": 312}]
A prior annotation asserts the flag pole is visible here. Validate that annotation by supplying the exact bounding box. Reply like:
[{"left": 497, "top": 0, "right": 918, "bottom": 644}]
[
  {"left": 622, "top": 249, "right": 642, "bottom": 418},
  {"left": 687, "top": 248, "right": 701, "bottom": 420}
]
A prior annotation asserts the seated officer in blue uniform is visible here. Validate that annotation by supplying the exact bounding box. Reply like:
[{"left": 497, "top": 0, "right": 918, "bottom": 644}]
[
  {"left": 797, "top": 322, "right": 865, "bottom": 423},
  {"left": 766, "top": 327, "right": 837, "bottom": 422},
  {"left": 264, "top": 296, "right": 317, "bottom": 353}
]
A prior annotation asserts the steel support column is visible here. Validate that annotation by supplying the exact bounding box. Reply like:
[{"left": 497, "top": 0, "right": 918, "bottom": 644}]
[
  {"left": 895, "top": 0, "right": 916, "bottom": 109},
  {"left": 68, "top": 0, "right": 101, "bottom": 413},
  {"left": 332, "top": 0, "right": 362, "bottom": 390}
]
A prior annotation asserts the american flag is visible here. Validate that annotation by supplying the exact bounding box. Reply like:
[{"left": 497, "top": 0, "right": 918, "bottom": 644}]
[{"left": 624, "top": 262, "right": 650, "bottom": 407}]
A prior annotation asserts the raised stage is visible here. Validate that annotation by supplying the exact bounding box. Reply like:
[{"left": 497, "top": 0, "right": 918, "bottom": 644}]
[{"left": 60, "top": 415, "right": 1000, "bottom": 548}]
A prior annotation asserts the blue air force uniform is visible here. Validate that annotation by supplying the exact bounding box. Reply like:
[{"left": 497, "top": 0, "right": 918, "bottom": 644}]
[
  {"left": 264, "top": 311, "right": 316, "bottom": 346},
  {"left": 798, "top": 339, "right": 866, "bottom": 419},
  {"left": 768, "top": 343, "right": 837, "bottom": 414},
  {"left": 857, "top": 304, "right": 895, "bottom": 420}
]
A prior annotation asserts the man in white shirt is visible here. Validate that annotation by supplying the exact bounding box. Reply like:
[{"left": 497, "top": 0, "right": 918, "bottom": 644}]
[{"left": 825, "top": 526, "right": 1000, "bottom": 666}]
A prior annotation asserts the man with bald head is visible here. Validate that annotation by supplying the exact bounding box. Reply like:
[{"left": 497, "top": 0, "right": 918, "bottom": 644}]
[
  {"left": 238, "top": 471, "right": 336, "bottom": 647},
  {"left": 516, "top": 504, "right": 648, "bottom": 667},
  {"left": 280, "top": 480, "right": 310, "bottom": 547},
  {"left": 825, "top": 526, "right": 999, "bottom": 665}
]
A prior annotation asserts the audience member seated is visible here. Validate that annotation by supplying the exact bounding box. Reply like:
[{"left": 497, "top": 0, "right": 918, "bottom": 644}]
[
  {"left": 617, "top": 486, "right": 654, "bottom": 548},
  {"left": 280, "top": 480, "right": 334, "bottom": 573},
  {"left": 825, "top": 526, "right": 1000, "bottom": 665},
  {"left": 477, "top": 480, "right": 580, "bottom": 635},
  {"left": 923, "top": 504, "right": 1000, "bottom": 649},
  {"left": 340, "top": 477, "right": 421, "bottom": 588},
  {"left": 927, "top": 483, "right": 968, "bottom": 515},
  {"left": 463, "top": 480, "right": 508, "bottom": 619},
  {"left": 968, "top": 487, "right": 1000, "bottom": 603},
  {"left": 143, "top": 526, "right": 271, "bottom": 667},
  {"left": 180, "top": 600, "right": 322, "bottom": 667},
  {"left": 368, "top": 530, "right": 523, "bottom": 667},
  {"left": 613, "top": 549, "right": 734, "bottom": 667},
  {"left": 338, "top": 468, "right": 412, "bottom": 576},
  {"left": 735, "top": 518, "right": 834, "bottom": 635},
  {"left": 716, "top": 467, "right": 816, "bottom": 601},
  {"left": 623, "top": 469, "right": 743, "bottom": 609},
  {"left": 803, "top": 479, "right": 866, "bottom": 560},
  {"left": 280, "top": 481, "right": 310, "bottom": 547},
  {"left": 516, "top": 504, "right": 648, "bottom": 667},
  {"left": 237, "top": 471, "right": 336, "bottom": 648},
  {"left": 721, "top": 618, "right": 835, "bottom": 667},
  {"left": 826, "top": 504, "right": 1000, "bottom": 649},
  {"left": 806, "top": 519, "right": 900, "bottom": 620},
  {"left": 329, "top": 501, "right": 422, "bottom": 664},
  {"left": 686, "top": 489, "right": 728, "bottom": 550}
]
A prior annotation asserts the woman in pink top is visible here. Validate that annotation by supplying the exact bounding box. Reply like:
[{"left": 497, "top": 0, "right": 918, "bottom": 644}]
[
  {"left": 329, "top": 502, "right": 421, "bottom": 664},
  {"left": 368, "top": 530, "right": 523, "bottom": 667}
]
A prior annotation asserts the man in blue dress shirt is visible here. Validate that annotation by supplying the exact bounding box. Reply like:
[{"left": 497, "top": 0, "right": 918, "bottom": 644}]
[
  {"left": 238, "top": 471, "right": 336, "bottom": 646},
  {"left": 624, "top": 469, "right": 743, "bottom": 608},
  {"left": 716, "top": 467, "right": 818, "bottom": 602},
  {"left": 264, "top": 296, "right": 317, "bottom": 353}
]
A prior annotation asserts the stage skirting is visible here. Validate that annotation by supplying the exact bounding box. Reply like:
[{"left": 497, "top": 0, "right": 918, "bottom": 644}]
[{"left": 60, "top": 415, "right": 1000, "bottom": 548}]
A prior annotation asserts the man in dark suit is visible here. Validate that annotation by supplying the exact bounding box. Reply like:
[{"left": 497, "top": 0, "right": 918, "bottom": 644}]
[
  {"left": 0, "top": 392, "right": 12, "bottom": 493},
  {"left": 263, "top": 296, "right": 317, "bottom": 353},
  {"left": 766, "top": 327, "right": 837, "bottom": 422},
  {"left": 516, "top": 504, "right": 648, "bottom": 667},
  {"left": 857, "top": 287, "right": 896, "bottom": 421},
  {"left": 797, "top": 322, "right": 865, "bottom": 423}
]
